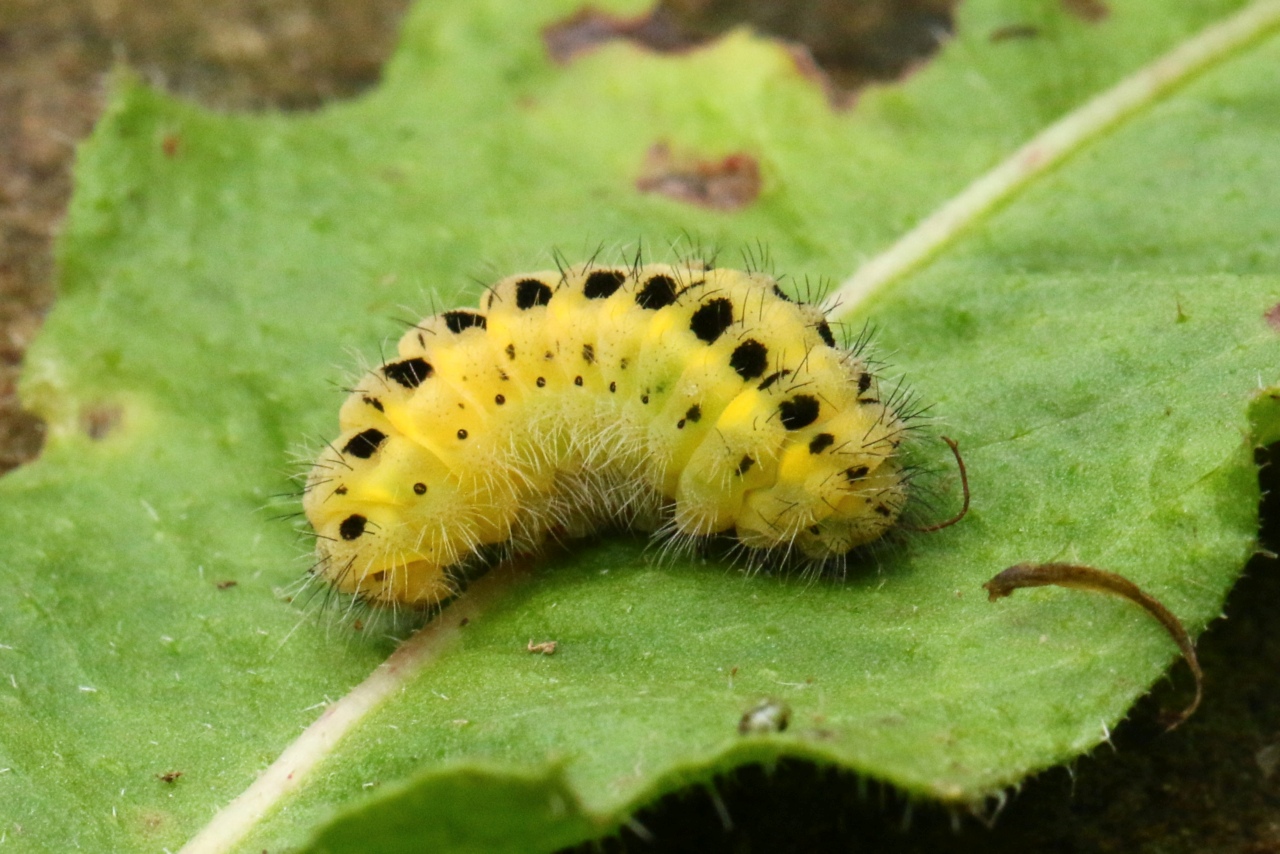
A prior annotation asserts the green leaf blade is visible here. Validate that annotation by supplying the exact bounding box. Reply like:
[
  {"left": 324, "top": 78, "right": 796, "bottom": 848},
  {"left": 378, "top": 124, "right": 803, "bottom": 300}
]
[{"left": 2, "top": 1, "right": 1277, "bottom": 852}]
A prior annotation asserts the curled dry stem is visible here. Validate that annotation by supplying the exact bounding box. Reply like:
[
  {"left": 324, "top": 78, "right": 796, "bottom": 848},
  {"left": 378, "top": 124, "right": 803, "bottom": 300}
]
[{"left": 984, "top": 561, "right": 1202, "bottom": 730}]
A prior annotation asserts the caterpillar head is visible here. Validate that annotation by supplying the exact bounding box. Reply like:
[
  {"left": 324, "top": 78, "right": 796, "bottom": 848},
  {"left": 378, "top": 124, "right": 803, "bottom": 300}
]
[{"left": 303, "top": 431, "right": 474, "bottom": 607}]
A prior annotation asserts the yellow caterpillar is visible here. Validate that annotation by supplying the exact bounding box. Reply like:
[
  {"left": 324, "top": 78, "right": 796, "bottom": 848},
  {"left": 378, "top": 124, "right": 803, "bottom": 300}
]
[{"left": 304, "top": 261, "right": 911, "bottom": 607}]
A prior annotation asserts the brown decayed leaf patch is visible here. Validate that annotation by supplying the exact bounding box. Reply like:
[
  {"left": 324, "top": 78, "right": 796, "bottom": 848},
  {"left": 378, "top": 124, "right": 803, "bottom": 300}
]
[{"left": 635, "top": 142, "right": 760, "bottom": 211}]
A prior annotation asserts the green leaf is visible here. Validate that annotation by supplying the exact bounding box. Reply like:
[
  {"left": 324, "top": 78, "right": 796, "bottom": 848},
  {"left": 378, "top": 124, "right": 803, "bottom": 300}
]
[
  {"left": 303, "top": 765, "right": 601, "bottom": 854},
  {"left": 3, "top": 0, "right": 1278, "bottom": 851}
]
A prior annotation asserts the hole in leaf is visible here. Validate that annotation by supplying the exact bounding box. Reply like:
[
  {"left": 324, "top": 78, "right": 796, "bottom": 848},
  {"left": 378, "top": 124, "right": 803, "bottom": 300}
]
[{"left": 544, "top": 0, "right": 958, "bottom": 108}]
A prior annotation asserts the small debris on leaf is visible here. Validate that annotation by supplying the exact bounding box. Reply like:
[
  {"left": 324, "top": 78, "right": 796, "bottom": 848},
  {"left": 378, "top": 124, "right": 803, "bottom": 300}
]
[{"left": 739, "top": 698, "right": 791, "bottom": 735}]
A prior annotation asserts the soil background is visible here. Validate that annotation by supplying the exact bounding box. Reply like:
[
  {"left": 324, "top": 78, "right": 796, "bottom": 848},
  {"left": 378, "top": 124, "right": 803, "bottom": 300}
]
[{"left": 1, "top": 2, "right": 1277, "bottom": 851}]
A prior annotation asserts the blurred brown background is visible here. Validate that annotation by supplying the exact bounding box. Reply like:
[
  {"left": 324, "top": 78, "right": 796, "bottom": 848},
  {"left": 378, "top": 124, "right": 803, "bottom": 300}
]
[{"left": 0, "top": 0, "right": 408, "bottom": 472}]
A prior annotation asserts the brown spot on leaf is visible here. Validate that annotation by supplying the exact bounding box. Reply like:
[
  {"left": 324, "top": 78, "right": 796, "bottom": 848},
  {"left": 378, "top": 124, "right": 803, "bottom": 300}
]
[
  {"left": 544, "top": 0, "right": 957, "bottom": 109},
  {"left": 1265, "top": 303, "right": 1280, "bottom": 333},
  {"left": 161, "top": 133, "right": 181, "bottom": 157},
  {"left": 138, "top": 810, "right": 169, "bottom": 835},
  {"left": 80, "top": 404, "right": 122, "bottom": 440},
  {"left": 989, "top": 24, "right": 1040, "bottom": 43},
  {"left": 1061, "top": 0, "right": 1109, "bottom": 22},
  {"left": 636, "top": 142, "right": 760, "bottom": 210}
]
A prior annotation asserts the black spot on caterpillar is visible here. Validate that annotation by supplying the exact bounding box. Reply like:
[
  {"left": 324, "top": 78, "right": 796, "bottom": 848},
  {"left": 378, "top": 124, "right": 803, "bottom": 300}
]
[
  {"left": 304, "top": 260, "right": 920, "bottom": 608},
  {"left": 339, "top": 514, "right": 367, "bottom": 541},
  {"left": 583, "top": 269, "right": 626, "bottom": 299},
  {"left": 382, "top": 358, "right": 432, "bottom": 389},
  {"left": 442, "top": 310, "right": 487, "bottom": 333},
  {"left": 341, "top": 428, "right": 387, "bottom": 460},
  {"left": 689, "top": 297, "right": 735, "bottom": 343},
  {"left": 729, "top": 339, "right": 768, "bottom": 381},
  {"left": 515, "top": 279, "right": 553, "bottom": 309},
  {"left": 808, "top": 433, "right": 835, "bottom": 455},
  {"left": 778, "top": 394, "right": 820, "bottom": 430}
]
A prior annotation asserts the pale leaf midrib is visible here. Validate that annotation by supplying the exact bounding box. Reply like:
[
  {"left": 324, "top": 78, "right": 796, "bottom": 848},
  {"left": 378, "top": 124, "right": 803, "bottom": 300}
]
[{"left": 178, "top": 562, "right": 530, "bottom": 854}]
